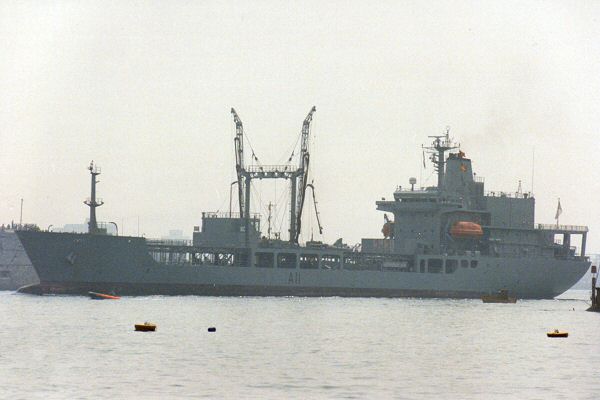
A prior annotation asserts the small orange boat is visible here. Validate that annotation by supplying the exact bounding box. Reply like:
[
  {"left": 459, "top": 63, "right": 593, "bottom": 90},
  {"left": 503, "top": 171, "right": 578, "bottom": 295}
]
[
  {"left": 135, "top": 322, "right": 156, "bottom": 332},
  {"left": 547, "top": 329, "right": 568, "bottom": 338},
  {"left": 89, "top": 291, "right": 120, "bottom": 300}
]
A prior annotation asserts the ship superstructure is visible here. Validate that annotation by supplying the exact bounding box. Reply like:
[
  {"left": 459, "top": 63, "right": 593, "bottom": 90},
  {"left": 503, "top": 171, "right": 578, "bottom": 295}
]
[
  {"left": 365, "top": 132, "right": 588, "bottom": 264},
  {"left": 15, "top": 111, "right": 590, "bottom": 298}
]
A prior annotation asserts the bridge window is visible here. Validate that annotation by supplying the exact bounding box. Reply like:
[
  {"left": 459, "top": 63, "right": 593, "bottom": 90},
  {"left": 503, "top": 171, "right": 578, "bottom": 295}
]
[
  {"left": 255, "top": 252, "right": 274, "bottom": 268},
  {"left": 461, "top": 260, "right": 468, "bottom": 268},
  {"left": 445, "top": 259, "right": 458, "bottom": 274},
  {"left": 427, "top": 258, "right": 443, "bottom": 273},
  {"left": 321, "top": 255, "right": 341, "bottom": 270},
  {"left": 277, "top": 253, "right": 297, "bottom": 269},
  {"left": 470, "top": 260, "right": 478, "bottom": 268},
  {"left": 420, "top": 259, "right": 426, "bottom": 273},
  {"left": 300, "top": 254, "right": 319, "bottom": 269}
]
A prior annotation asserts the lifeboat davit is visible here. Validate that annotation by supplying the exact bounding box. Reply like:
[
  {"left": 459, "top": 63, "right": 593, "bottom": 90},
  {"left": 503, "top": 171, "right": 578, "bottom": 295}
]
[{"left": 450, "top": 221, "right": 483, "bottom": 238}]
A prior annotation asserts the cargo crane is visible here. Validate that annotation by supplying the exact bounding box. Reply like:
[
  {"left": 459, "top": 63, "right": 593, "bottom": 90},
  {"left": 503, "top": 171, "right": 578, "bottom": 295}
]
[
  {"left": 306, "top": 182, "right": 323, "bottom": 235},
  {"left": 230, "top": 106, "right": 317, "bottom": 245},
  {"left": 231, "top": 108, "right": 245, "bottom": 218},
  {"left": 292, "top": 106, "right": 316, "bottom": 243}
]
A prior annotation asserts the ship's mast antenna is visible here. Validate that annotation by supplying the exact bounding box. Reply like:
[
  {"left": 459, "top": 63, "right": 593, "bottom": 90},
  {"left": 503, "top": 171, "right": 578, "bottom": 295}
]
[
  {"left": 84, "top": 161, "right": 104, "bottom": 235},
  {"left": 424, "top": 127, "right": 458, "bottom": 190},
  {"left": 531, "top": 147, "right": 535, "bottom": 196},
  {"left": 267, "top": 202, "right": 273, "bottom": 239}
]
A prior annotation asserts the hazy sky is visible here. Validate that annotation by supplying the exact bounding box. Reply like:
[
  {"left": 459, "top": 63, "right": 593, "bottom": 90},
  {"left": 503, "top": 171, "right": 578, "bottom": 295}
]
[{"left": 1, "top": 1, "right": 599, "bottom": 251}]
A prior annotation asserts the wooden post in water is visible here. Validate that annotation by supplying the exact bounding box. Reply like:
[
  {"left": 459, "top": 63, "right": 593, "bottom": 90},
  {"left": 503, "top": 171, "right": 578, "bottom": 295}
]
[{"left": 592, "top": 265, "right": 597, "bottom": 309}]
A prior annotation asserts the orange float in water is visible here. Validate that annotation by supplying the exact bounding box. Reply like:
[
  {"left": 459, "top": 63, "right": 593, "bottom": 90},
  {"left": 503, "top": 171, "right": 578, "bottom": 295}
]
[{"left": 450, "top": 221, "right": 483, "bottom": 238}]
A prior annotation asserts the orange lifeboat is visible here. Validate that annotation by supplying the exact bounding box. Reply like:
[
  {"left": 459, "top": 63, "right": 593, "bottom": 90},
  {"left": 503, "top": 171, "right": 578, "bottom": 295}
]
[{"left": 450, "top": 221, "right": 483, "bottom": 238}]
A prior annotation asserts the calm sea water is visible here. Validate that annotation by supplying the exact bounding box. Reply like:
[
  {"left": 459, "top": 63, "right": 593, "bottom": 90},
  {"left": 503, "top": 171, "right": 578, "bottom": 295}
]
[{"left": 1, "top": 290, "right": 599, "bottom": 399}]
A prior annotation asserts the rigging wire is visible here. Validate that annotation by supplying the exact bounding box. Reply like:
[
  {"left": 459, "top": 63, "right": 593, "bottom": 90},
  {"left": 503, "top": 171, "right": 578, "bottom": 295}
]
[
  {"left": 277, "top": 130, "right": 302, "bottom": 165},
  {"left": 276, "top": 188, "right": 290, "bottom": 240},
  {"left": 243, "top": 127, "right": 262, "bottom": 167},
  {"left": 271, "top": 184, "right": 290, "bottom": 233}
]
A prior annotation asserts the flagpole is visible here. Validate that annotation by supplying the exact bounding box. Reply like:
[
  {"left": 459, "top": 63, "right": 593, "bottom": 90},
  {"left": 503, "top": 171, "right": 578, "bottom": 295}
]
[
  {"left": 555, "top": 198, "right": 561, "bottom": 228},
  {"left": 420, "top": 145, "right": 425, "bottom": 190}
]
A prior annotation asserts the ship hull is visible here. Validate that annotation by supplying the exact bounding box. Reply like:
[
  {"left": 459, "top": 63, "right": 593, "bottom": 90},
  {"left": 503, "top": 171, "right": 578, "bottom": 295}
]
[
  {"left": 0, "top": 230, "right": 40, "bottom": 291},
  {"left": 16, "top": 231, "right": 589, "bottom": 299}
]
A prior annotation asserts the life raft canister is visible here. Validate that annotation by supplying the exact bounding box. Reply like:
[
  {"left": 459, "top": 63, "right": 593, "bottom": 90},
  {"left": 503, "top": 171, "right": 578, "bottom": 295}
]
[{"left": 450, "top": 221, "right": 483, "bottom": 238}]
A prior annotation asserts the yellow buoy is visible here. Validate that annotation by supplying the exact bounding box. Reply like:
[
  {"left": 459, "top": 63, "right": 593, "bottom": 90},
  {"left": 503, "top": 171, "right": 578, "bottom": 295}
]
[
  {"left": 547, "top": 329, "right": 568, "bottom": 338},
  {"left": 135, "top": 322, "right": 156, "bottom": 332}
]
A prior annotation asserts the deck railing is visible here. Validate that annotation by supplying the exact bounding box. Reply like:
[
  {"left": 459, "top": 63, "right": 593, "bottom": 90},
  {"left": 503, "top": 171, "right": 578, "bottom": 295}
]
[
  {"left": 146, "top": 238, "right": 192, "bottom": 247},
  {"left": 536, "top": 224, "right": 588, "bottom": 232},
  {"left": 202, "top": 211, "right": 260, "bottom": 220},
  {"left": 485, "top": 191, "right": 533, "bottom": 199}
]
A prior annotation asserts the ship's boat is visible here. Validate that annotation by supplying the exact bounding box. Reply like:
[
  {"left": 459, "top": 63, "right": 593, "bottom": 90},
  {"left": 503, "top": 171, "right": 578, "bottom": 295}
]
[
  {"left": 135, "top": 322, "right": 156, "bottom": 332},
  {"left": 547, "top": 329, "right": 568, "bottom": 338},
  {"left": 481, "top": 289, "right": 516, "bottom": 303},
  {"left": 450, "top": 221, "right": 483, "bottom": 238},
  {"left": 89, "top": 291, "right": 120, "bottom": 300}
]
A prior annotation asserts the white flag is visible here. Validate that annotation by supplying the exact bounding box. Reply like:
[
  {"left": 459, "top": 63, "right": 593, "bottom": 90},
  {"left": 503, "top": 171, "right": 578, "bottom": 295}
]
[{"left": 555, "top": 199, "right": 562, "bottom": 220}]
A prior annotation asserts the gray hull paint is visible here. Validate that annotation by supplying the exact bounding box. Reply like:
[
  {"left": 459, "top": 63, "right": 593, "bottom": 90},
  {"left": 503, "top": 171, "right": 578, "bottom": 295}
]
[
  {"left": 0, "top": 231, "right": 39, "bottom": 291},
  {"left": 16, "top": 231, "right": 588, "bottom": 299}
]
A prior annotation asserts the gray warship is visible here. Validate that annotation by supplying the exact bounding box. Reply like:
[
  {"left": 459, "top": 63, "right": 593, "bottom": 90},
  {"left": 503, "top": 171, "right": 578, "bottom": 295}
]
[{"left": 16, "top": 108, "right": 590, "bottom": 298}]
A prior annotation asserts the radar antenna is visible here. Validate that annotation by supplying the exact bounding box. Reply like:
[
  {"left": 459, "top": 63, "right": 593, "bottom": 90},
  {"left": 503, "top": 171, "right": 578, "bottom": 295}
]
[{"left": 424, "top": 127, "right": 458, "bottom": 189}]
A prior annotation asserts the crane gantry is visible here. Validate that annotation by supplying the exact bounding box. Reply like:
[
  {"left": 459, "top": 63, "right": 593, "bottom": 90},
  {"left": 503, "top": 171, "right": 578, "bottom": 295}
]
[
  {"left": 230, "top": 106, "right": 317, "bottom": 245},
  {"left": 231, "top": 108, "right": 245, "bottom": 218},
  {"left": 293, "top": 106, "right": 316, "bottom": 243}
]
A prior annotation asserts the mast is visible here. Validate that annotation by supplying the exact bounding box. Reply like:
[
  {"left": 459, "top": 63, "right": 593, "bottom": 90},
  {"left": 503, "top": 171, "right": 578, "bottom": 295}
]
[
  {"left": 267, "top": 202, "right": 273, "bottom": 239},
  {"left": 425, "top": 128, "right": 458, "bottom": 190},
  {"left": 84, "top": 161, "right": 104, "bottom": 234}
]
